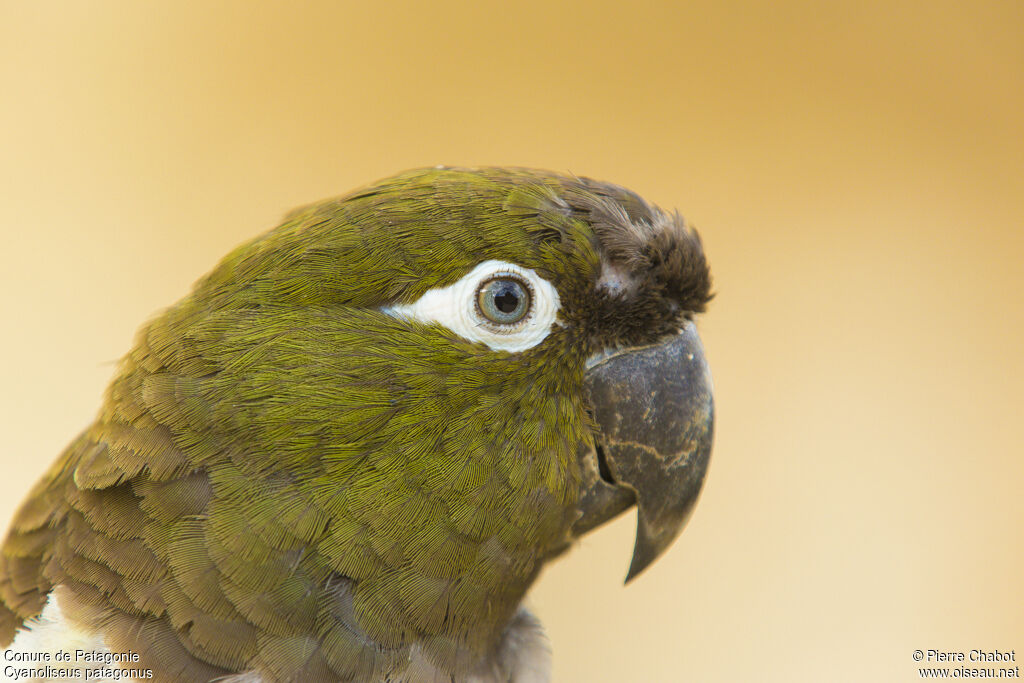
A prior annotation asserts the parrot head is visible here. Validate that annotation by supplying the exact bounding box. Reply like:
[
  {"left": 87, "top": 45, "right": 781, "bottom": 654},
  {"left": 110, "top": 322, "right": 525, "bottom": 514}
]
[{"left": 0, "top": 167, "right": 713, "bottom": 682}]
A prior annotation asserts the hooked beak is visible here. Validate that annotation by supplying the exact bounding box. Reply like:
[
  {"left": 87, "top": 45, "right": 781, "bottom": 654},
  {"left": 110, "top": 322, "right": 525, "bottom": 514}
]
[{"left": 572, "top": 322, "right": 714, "bottom": 582}]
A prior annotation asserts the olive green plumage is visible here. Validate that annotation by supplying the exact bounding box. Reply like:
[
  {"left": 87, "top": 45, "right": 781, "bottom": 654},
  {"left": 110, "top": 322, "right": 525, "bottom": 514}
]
[{"left": 0, "top": 167, "right": 712, "bottom": 682}]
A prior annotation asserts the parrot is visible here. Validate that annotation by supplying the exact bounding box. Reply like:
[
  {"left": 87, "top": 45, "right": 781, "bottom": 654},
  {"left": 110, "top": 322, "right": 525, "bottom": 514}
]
[{"left": 0, "top": 167, "right": 713, "bottom": 683}]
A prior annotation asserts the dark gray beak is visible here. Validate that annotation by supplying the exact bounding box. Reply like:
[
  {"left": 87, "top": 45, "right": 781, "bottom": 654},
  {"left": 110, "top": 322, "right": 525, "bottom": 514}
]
[{"left": 572, "top": 322, "right": 714, "bottom": 582}]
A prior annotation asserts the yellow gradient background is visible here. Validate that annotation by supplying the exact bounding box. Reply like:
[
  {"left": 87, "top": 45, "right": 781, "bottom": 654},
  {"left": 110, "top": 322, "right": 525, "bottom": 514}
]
[{"left": 1, "top": 2, "right": 1021, "bottom": 681}]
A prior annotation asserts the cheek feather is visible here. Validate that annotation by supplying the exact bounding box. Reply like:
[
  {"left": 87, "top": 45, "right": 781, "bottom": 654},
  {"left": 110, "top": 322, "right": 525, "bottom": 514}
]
[{"left": 383, "top": 260, "right": 561, "bottom": 353}]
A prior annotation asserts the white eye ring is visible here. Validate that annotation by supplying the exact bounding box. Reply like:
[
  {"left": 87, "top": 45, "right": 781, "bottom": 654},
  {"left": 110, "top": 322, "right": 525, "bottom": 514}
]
[{"left": 384, "top": 260, "right": 561, "bottom": 352}]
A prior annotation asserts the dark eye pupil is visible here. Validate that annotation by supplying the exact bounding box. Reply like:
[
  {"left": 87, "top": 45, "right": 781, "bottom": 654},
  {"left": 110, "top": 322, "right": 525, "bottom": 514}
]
[
  {"left": 494, "top": 287, "right": 519, "bottom": 313},
  {"left": 477, "top": 277, "right": 531, "bottom": 325}
]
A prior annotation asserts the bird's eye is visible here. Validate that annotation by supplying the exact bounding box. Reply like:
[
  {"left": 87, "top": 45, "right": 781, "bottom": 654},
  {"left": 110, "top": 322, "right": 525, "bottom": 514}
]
[
  {"left": 477, "top": 276, "right": 532, "bottom": 326},
  {"left": 382, "top": 259, "right": 560, "bottom": 352}
]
